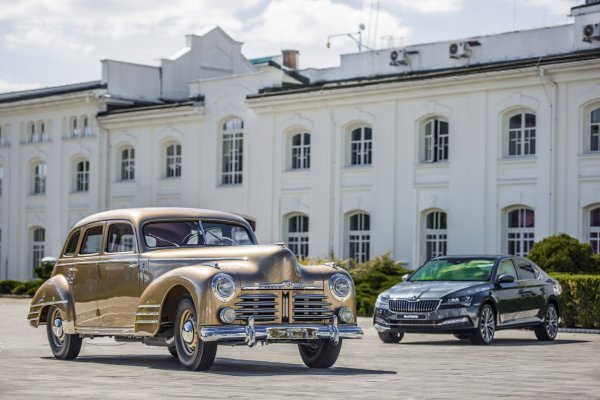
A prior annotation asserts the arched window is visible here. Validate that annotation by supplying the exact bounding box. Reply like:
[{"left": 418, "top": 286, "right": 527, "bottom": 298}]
[
  {"left": 590, "top": 107, "right": 600, "bottom": 153},
  {"left": 290, "top": 132, "right": 311, "bottom": 170},
  {"left": 422, "top": 118, "right": 449, "bottom": 162},
  {"left": 349, "top": 126, "right": 372, "bottom": 166},
  {"left": 120, "top": 147, "right": 135, "bottom": 181},
  {"left": 347, "top": 212, "right": 370, "bottom": 262},
  {"left": 32, "top": 162, "right": 47, "bottom": 194},
  {"left": 285, "top": 214, "right": 309, "bottom": 258},
  {"left": 589, "top": 207, "right": 600, "bottom": 254},
  {"left": 165, "top": 143, "right": 182, "bottom": 178},
  {"left": 424, "top": 211, "right": 447, "bottom": 261},
  {"left": 75, "top": 160, "right": 90, "bottom": 192},
  {"left": 221, "top": 118, "right": 244, "bottom": 185},
  {"left": 508, "top": 112, "right": 536, "bottom": 157},
  {"left": 506, "top": 207, "right": 535, "bottom": 256},
  {"left": 31, "top": 227, "right": 45, "bottom": 270}
]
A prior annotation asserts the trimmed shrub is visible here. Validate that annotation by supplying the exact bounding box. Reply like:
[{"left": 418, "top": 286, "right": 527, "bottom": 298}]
[
  {"left": 551, "top": 273, "right": 600, "bottom": 329},
  {"left": 0, "top": 280, "right": 20, "bottom": 294},
  {"left": 10, "top": 280, "right": 43, "bottom": 296},
  {"left": 34, "top": 259, "right": 55, "bottom": 280},
  {"left": 528, "top": 234, "right": 599, "bottom": 273}
]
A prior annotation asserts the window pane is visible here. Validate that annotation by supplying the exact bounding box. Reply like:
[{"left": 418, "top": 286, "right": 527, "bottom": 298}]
[
  {"left": 498, "top": 259, "right": 517, "bottom": 277},
  {"left": 81, "top": 226, "right": 103, "bottom": 254},
  {"left": 591, "top": 208, "right": 600, "bottom": 227},
  {"left": 64, "top": 230, "right": 80, "bottom": 256},
  {"left": 591, "top": 108, "right": 600, "bottom": 123},
  {"left": 525, "top": 113, "right": 536, "bottom": 128},
  {"left": 106, "top": 223, "right": 135, "bottom": 253},
  {"left": 516, "top": 261, "right": 536, "bottom": 280},
  {"left": 509, "top": 114, "right": 522, "bottom": 129}
]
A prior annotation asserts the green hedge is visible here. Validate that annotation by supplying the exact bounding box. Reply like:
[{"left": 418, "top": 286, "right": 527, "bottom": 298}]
[
  {"left": 551, "top": 273, "right": 600, "bottom": 329},
  {"left": 0, "top": 279, "right": 43, "bottom": 296}
]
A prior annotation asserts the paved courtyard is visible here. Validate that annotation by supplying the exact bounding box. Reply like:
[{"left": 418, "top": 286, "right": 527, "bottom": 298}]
[{"left": 1, "top": 297, "right": 599, "bottom": 399}]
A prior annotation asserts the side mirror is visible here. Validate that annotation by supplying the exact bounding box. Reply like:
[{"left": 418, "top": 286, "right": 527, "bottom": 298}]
[
  {"left": 401, "top": 274, "right": 410, "bottom": 282},
  {"left": 496, "top": 274, "right": 516, "bottom": 284}
]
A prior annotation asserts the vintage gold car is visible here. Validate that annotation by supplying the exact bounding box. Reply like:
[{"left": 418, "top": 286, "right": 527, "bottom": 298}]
[{"left": 27, "top": 208, "right": 363, "bottom": 370}]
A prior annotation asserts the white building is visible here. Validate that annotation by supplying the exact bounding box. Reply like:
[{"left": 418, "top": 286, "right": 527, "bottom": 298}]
[{"left": 1, "top": 2, "right": 600, "bottom": 280}]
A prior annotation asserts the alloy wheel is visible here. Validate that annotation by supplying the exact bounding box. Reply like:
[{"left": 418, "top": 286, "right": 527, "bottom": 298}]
[
  {"left": 480, "top": 306, "right": 495, "bottom": 344},
  {"left": 545, "top": 305, "right": 558, "bottom": 339}
]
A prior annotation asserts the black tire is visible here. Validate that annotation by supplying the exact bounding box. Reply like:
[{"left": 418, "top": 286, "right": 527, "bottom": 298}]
[
  {"left": 534, "top": 303, "right": 559, "bottom": 341},
  {"left": 470, "top": 303, "right": 496, "bottom": 345},
  {"left": 298, "top": 339, "right": 342, "bottom": 368},
  {"left": 378, "top": 331, "right": 404, "bottom": 343},
  {"left": 454, "top": 333, "right": 471, "bottom": 340},
  {"left": 46, "top": 305, "right": 82, "bottom": 360},
  {"left": 168, "top": 345, "right": 178, "bottom": 358},
  {"left": 174, "top": 295, "right": 218, "bottom": 371}
]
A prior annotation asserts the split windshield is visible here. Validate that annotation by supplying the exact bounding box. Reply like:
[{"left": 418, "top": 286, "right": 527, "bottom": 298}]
[
  {"left": 143, "top": 220, "right": 254, "bottom": 248},
  {"left": 409, "top": 259, "right": 495, "bottom": 282}
]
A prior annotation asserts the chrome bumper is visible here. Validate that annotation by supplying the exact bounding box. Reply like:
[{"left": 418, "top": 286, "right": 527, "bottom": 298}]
[{"left": 200, "top": 316, "right": 363, "bottom": 347}]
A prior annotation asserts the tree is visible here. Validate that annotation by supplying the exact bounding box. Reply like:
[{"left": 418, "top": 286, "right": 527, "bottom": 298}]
[{"left": 528, "top": 234, "right": 600, "bottom": 274}]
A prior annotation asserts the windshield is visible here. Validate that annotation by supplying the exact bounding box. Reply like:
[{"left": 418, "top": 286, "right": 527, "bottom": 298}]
[
  {"left": 143, "top": 220, "right": 254, "bottom": 248},
  {"left": 409, "top": 259, "right": 495, "bottom": 282}
]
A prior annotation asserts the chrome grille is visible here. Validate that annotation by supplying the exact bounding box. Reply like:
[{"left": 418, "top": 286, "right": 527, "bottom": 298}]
[
  {"left": 293, "top": 293, "right": 334, "bottom": 321},
  {"left": 389, "top": 299, "right": 440, "bottom": 313},
  {"left": 235, "top": 293, "right": 278, "bottom": 322}
]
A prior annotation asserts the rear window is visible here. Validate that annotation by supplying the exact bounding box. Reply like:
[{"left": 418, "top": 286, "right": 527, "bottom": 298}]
[{"left": 515, "top": 260, "right": 537, "bottom": 280}]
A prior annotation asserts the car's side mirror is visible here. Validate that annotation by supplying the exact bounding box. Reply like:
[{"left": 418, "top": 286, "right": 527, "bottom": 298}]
[
  {"left": 496, "top": 274, "right": 516, "bottom": 284},
  {"left": 401, "top": 274, "right": 410, "bottom": 281}
]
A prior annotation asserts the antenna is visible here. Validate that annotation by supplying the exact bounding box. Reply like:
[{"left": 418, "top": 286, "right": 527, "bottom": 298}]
[{"left": 326, "top": 24, "right": 372, "bottom": 52}]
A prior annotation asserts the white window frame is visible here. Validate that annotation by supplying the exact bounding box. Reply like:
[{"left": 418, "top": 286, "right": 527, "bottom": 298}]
[
  {"left": 507, "top": 112, "right": 536, "bottom": 157},
  {"left": 120, "top": 147, "right": 135, "bottom": 181},
  {"left": 38, "top": 121, "right": 47, "bottom": 142},
  {"left": 75, "top": 160, "right": 90, "bottom": 192},
  {"left": 221, "top": 118, "right": 244, "bottom": 185},
  {"left": 285, "top": 214, "right": 309, "bottom": 258},
  {"left": 588, "top": 206, "right": 600, "bottom": 254},
  {"left": 0, "top": 165, "right": 3, "bottom": 197},
  {"left": 32, "top": 162, "right": 47, "bottom": 195},
  {"left": 82, "top": 116, "right": 91, "bottom": 137},
  {"left": 424, "top": 210, "right": 447, "bottom": 261},
  {"left": 590, "top": 107, "right": 600, "bottom": 153},
  {"left": 71, "top": 116, "right": 80, "bottom": 138},
  {"left": 422, "top": 118, "right": 449, "bottom": 163},
  {"left": 348, "top": 126, "right": 372, "bottom": 166},
  {"left": 347, "top": 212, "right": 370, "bottom": 262},
  {"left": 31, "top": 227, "right": 45, "bottom": 271},
  {"left": 165, "top": 143, "right": 182, "bottom": 178},
  {"left": 290, "top": 132, "right": 311, "bottom": 170},
  {"left": 506, "top": 207, "right": 535, "bottom": 257}
]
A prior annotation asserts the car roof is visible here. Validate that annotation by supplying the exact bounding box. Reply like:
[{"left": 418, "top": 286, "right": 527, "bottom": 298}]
[{"left": 72, "top": 207, "right": 250, "bottom": 229}]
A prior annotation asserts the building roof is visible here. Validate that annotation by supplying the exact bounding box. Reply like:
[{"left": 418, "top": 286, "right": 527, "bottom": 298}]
[{"left": 0, "top": 81, "right": 105, "bottom": 104}]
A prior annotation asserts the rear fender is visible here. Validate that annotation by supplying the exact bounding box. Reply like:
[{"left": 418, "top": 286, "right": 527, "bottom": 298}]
[{"left": 27, "top": 275, "right": 75, "bottom": 334}]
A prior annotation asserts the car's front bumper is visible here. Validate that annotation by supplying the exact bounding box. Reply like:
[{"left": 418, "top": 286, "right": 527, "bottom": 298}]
[
  {"left": 373, "top": 304, "right": 478, "bottom": 334},
  {"left": 200, "top": 316, "right": 363, "bottom": 346}
]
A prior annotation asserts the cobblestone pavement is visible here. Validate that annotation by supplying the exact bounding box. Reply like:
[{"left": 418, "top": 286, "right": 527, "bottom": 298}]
[{"left": 1, "top": 298, "right": 599, "bottom": 399}]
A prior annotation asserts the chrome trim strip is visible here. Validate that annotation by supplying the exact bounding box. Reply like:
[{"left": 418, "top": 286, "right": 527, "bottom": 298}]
[
  {"left": 56, "top": 260, "right": 100, "bottom": 266},
  {"left": 134, "top": 320, "right": 159, "bottom": 324},
  {"left": 98, "top": 259, "right": 139, "bottom": 264},
  {"left": 200, "top": 323, "right": 363, "bottom": 342},
  {"left": 33, "top": 300, "right": 69, "bottom": 306},
  {"left": 76, "top": 327, "right": 135, "bottom": 335},
  {"left": 242, "top": 285, "right": 322, "bottom": 290},
  {"left": 137, "top": 304, "right": 161, "bottom": 309},
  {"left": 135, "top": 312, "right": 160, "bottom": 316},
  {"left": 149, "top": 257, "right": 249, "bottom": 263}
]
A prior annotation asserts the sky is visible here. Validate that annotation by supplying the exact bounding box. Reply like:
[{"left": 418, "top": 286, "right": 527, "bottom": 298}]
[{"left": 0, "top": 0, "right": 581, "bottom": 94}]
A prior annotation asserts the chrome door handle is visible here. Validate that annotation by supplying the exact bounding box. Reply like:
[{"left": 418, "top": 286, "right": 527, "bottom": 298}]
[
  {"left": 66, "top": 267, "right": 78, "bottom": 272},
  {"left": 127, "top": 263, "right": 139, "bottom": 269}
]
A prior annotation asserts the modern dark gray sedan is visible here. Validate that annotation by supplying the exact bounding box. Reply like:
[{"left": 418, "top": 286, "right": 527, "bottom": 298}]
[{"left": 373, "top": 256, "right": 562, "bottom": 345}]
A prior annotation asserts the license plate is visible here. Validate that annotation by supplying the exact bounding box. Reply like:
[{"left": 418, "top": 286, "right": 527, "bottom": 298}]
[
  {"left": 267, "top": 327, "right": 319, "bottom": 340},
  {"left": 398, "top": 313, "right": 426, "bottom": 320}
]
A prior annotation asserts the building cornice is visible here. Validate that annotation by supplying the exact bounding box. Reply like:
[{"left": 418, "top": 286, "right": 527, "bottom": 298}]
[{"left": 97, "top": 103, "right": 204, "bottom": 129}]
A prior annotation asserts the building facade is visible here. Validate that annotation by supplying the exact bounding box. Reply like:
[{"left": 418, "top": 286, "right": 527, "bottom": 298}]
[{"left": 1, "top": 2, "right": 600, "bottom": 279}]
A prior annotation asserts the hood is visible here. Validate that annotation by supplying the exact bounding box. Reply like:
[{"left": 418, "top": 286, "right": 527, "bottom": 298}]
[
  {"left": 386, "top": 281, "right": 489, "bottom": 300},
  {"left": 148, "top": 245, "right": 323, "bottom": 288}
]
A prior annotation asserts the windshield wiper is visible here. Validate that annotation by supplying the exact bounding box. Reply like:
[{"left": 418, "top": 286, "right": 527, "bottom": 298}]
[{"left": 148, "top": 233, "right": 179, "bottom": 248}]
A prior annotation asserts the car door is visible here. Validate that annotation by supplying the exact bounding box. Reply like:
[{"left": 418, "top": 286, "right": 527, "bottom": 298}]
[
  {"left": 70, "top": 223, "right": 105, "bottom": 327},
  {"left": 97, "top": 221, "right": 140, "bottom": 328},
  {"left": 493, "top": 258, "right": 521, "bottom": 325},
  {"left": 514, "top": 258, "right": 546, "bottom": 323}
]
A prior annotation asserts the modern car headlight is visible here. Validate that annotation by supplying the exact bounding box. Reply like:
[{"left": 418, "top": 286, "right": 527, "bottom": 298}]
[
  {"left": 442, "top": 296, "right": 473, "bottom": 307},
  {"left": 375, "top": 293, "right": 390, "bottom": 309},
  {"left": 329, "top": 273, "right": 352, "bottom": 301},
  {"left": 211, "top": 273, "right": 236, "bottom": 302}
]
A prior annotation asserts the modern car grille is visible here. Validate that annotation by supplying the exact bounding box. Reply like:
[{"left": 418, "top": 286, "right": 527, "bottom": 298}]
[
  {"left": 389, "top": 299, "right": 440, "bottom": 313},
  {"left": 293, "top": 293, "right": 334, "bottom": 322},
  {"left": 235, "top": 293, "right": 278, "bottom": 322}
]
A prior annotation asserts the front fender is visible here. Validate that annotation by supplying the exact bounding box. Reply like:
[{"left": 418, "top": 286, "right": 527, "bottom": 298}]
[
  {"left": 135, "top": 266, "right": 228, "bottom": 336},
  {"left": 27, "top": 275, "right": 75, "bottom": 333}
]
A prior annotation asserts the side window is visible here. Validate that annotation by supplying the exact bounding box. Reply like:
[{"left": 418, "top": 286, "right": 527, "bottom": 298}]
[
  {"left": 63, "top": 230, "right": 81, "bottom": 256},
  {"left": 515, "top": 260, "right": 536, "bottom": 280},
  {"left": 80, "top": 225, "right": 104, "bottom": 255},
  {"left": 497, "top": 259, "right": 517, "bottom": 277},
  {"left": 106, "top": 223, "right": 135, "bottom": 253}
]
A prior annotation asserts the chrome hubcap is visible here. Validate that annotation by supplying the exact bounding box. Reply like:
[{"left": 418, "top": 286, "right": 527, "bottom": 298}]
[
  {"left": 179, "top": 309, "right": 198, "bottom": 356},
  {"left": 50, "top": 309, "right": 65, "bottom": 346},
  {"left": 545, "top": 306, "right": 558, "bottom": 338},
  {"left": 480, "top": 307, "right": 495, "bottom": 343}
]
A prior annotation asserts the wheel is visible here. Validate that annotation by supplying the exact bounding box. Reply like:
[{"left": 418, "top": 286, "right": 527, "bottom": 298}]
[
  {"left": 378, "top": 331, "right": 404, "bottom": 343},
  {"left": 470, "top": 304, "right": 496, "bottom": 345},
  {"left": 453, "top": 333, "right": 471, "bottom": 340},
  {"left": 168, "top": 345, "right": 178, "bottom": 358},
  {"left": 534, "top": 303, "right": 558, "bottom": 341},
  {"left": 174, "top": 295, "right": 218, "bottom": 371},
  {"left": 298, "top": 339, "right": 342, "bottom": 368},
  {"left": 46, "top": 305, "right": 82, "bottom": 360}
]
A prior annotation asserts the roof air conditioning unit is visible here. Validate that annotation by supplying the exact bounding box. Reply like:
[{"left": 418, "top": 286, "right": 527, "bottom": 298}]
[
  {"left": 449, "top": 41, "right": 471, "bottom": 59},
  {"left": 390, "top": 49, "right": 409, "bottom": 66},
  {"left": 583, "top": 24, "right": 600, "bottom": 42}
]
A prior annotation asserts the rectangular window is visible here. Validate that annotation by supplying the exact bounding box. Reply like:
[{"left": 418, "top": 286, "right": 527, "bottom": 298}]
[
  {"left": 508, "top": 113, "right": 536, "bottom": 157},
  {"left": 106, "top": 223, "right": 135, "bottom": 253},
  {"left": 80, "top": 225, "right": 104, "bottom": 255},
  {"left": 222, "top": 132, "right": 243, "bottom": 185},
  {"left": 350, "top": 127, "right": 372, "bottom": 166},
  {"left": 32, "top": 228, "right": 45, "bottom": 270},
  {"left": 76, "top": 161, "right": 89, "bottom": 192}
]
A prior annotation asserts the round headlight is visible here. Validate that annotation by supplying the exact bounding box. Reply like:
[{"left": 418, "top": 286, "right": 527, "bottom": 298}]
[
  {"left": 329, "top": 273, "right": 352, "bottom": 300},
  {"left": 338, "top": 306, "right": 354, "bottom": 323},
  {"left": 211, "top": 273, "right": 236, "bottom": 302},
  {"left": 219, "top": 307, "right": 237, "bottom": 324}
]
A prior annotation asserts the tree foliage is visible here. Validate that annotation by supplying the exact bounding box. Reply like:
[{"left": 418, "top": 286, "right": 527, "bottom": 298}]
[{"left": 528, "top": 234, "right": 600, "bottom": 274}]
